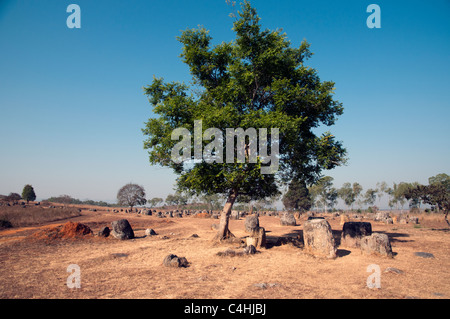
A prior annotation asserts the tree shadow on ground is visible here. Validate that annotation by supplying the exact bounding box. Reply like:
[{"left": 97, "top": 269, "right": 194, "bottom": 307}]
[
  {"left": 265, "top": 229, "right": 353, "bottom": 258},
  {"left": 376, "top": 231, "right": 413, "bottom": 243},
  {"left": 265, "top": 229, "right": 303, "bottom": 249},
  {"left": 431, "top": 228, "right": 450, "bottom": 232},
  {"left": 336, "top": 249, "right": 351, "bottom": 257},
  {"left": 332, "top": 229, "right": 342, "bottom": 246}
]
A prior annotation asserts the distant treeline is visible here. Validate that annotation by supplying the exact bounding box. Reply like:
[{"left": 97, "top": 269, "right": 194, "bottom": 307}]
[{"left": 45, "top": 195, "right": 117, "bottom": 207}]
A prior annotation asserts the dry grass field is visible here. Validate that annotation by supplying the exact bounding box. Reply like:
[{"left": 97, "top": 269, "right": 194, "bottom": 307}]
[{"left": 0, "top": 205, "right": 449, "bottom": 299}]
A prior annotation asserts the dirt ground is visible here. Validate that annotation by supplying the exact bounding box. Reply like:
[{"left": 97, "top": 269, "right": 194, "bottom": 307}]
[{"left": 0, "top": 208, "right": 449, "bottom": 299}]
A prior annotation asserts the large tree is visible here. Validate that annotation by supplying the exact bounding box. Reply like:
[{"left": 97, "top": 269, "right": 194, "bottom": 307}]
[
  {"left": 117, "top": 183, "right": 146, "bottom": 211},
  {"left": 142, "top": 1, "right": 346, "bottom": 241},
  {"left": 282, "top": 178, "right": 312, "bottom": 212},
  {"left": 22, "top": 184, "right": 36, "bottom": 204},
  {"left": 405, "top": 174, "right": 450, "bottom": 226}
]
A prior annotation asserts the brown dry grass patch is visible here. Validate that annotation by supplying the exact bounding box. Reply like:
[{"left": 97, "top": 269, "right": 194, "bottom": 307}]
[
  {"left": 0, "top": 209, "right": 449, "bottom": 299},
  {"left": 0, "top": 206, "right": 81, "bottom": 228}
]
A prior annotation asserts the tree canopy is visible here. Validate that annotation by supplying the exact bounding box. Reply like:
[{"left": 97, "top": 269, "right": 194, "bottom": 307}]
[
  {"left": 282, "top": 178, "right": 312, "bottom": 212},
  {"left": 142, "top": 1, "right": 346, "bottom": 240},
  {"left": 117, "top": 183, "right": 146, "bottom": 210},
  {"left": 22, "top": 184, "right": 36, "bottom": 204},
  {"left": 309, "top": 176, "right": 338, "bottom": 212}
]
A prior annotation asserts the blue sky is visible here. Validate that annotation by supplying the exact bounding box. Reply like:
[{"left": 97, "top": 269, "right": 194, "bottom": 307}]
[{"left": 0, "top": 0, "right": 449, "bottom": 207}]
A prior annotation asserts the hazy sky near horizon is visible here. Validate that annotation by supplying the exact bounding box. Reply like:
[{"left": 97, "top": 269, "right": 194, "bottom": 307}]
[{"left": 0, "top": 0, "right": 449, "bottom": 207}]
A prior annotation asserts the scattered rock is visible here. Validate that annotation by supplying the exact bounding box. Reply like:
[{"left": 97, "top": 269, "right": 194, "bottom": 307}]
[
  {"left": 303, "top": 219, "right": 337, "bottom": 259},
  {"left": 253, "top": 282, "right": 280, "bottom": 289},
  {"left": 384, "top": 267, "right": 403, "bottom": 274},
  {"left": 145, "top": 228, "right": 157, "bottom": 236},
  {"left": 360, "top": 233, "right": 393, "bottom": 258},
  {"left": 374, "top": 212, "right": 393, "bottom": 224},
  {"left": 163, "top": 254, "right": 189, "bottom": 268},
  {"left": 0, "top": 220, "right": 13, "bottom": 229},
  {"left": 280, "top": 212, "right": 296, "bottom": 226},
  {"left": 414, "top": 252, "right": 435, "bottom": 259},
  {"left": 98, "top": 226, "right": 110, "bottom": 237},
  {"left": 374, "top": 212, "right": 389, "bottom": 221},
  {"left": 111, "top": 219, "right": 134, "bottom": 240},
  {"left": 217, "top": 247, "right": 258, "bottom": 257},
  {"left": 253, "top": 283, "right": 267, "bottom": 289},
  {"left": 341, "top": 222, "right": 372, "bottom": 248},
  {"left": 217, "top": 249, "right": 238, "bottom": 257},
  {"left": 243, "top": 245, "right": 257, "bottom": 254},
  {"left": 189, "top": 233, "right": 199, "bottom": 238}
]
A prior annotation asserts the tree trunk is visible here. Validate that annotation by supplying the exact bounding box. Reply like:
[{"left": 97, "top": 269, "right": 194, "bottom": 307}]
[
  {"left": 444, "top": 210, "right": 450, "bottom": 227},
  {"left": 213, "top": 188, "right": 238, "bottom": 241}
]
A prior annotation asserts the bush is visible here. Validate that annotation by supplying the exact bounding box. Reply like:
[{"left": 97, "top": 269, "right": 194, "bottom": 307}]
[
  {"left": 0, "top": 219, "right": 13, "bottom": 229},
  {"left": 367, "top": 206, "right": 379, "bottom": 214}
]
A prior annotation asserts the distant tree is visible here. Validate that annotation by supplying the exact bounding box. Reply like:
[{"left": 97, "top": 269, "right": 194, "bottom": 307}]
[
  {"left": 363, "top": 188, "right": 377, "bottom": 207},
  {"left": 165, "top": 192, "right": 188, "bottom": 210},
  {"left": 383, "top": 184, "right": 395, "bottom": 210},
  {"left": 421, "top": 183, "right": 449, "bottom": 226},
  {"left": 200, "top": 194, "right": 224, "bottom": 211},
  {"left": 148, "top": 197, "right": 164, "bottom": 208},
  {"left": 376, "top": 181, "right": 388, "bottom": 206},
  {"left": 338, "top": 183, "right": 353, "bottom": 211},
  {"left": 21, "top": 185, "right": 36, "bottom": 204},
  {"left": 393, "top": 182, "right": 410, "bottom": 212},
  {"left": 282, "top": 179, "right": 312, "bottom": 212},
  {"left": 117, "top": 183, "right": 146, "bottom": 210},
  {"left": 328, "top": 190, "right": 339, "bottom": 211},
  {"left": 52, "top": 195, "right": 75, "bottom": 206},
  {"left": 405, "top": 174, "right": 450, "bottom": 226},
  {"left": 254, "top": 196, "right": 277, "bottom": 211},
  {"left": 7, "top": 192, "right": 21, "bottom": 204},
  {"left": 45, "top": 195, "right": 113, "bottom": 207},
  {"left": 165, "top": 194, "right": 176, "bottom": 206},
  {"left": 309, "top": 176, "right": 338, "bottom": 213},
  {"left": 428, "top": 173, "right": 450, "bottom": 190},
  {"left": 402, "top": 182, "right": 422, "bottom": 208},
  {"left": 338, "top": 182, "right": 362, "bottom": 211}
]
